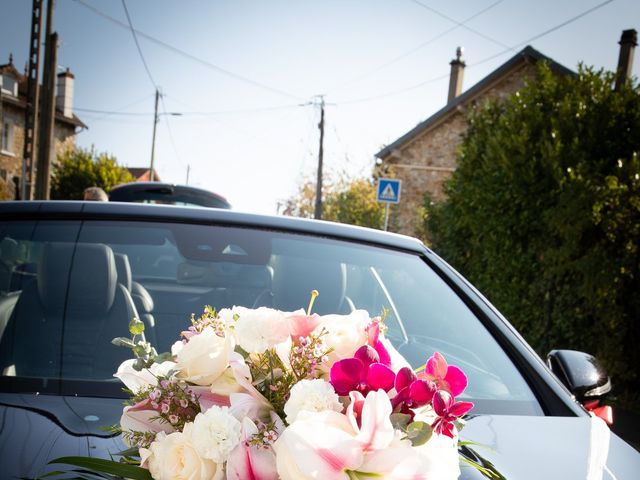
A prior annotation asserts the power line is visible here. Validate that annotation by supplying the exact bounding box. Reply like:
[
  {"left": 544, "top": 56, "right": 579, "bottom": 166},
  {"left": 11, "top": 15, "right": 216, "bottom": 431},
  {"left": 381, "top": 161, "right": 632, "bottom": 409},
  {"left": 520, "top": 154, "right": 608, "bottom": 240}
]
[
  {"left": 159, "top": 94, "right": 186, "bottom": 169},
  {"left": 74, "top": 103, "right": 305, "bottom": 117},
  {"left": 332, "top": 0, "right": 615, "bottom": 106},
  {"left": 409, "top": 0, "right": 512, "bottom": 51},
  {"left": 327, "top": 0, "right": 504, "bottom": 94},
  {"left": 73, "top": 0, "right": 304, "bottom": 101},
  {"left": 121, "top": 0, "right": 157, "bottom": 89}
]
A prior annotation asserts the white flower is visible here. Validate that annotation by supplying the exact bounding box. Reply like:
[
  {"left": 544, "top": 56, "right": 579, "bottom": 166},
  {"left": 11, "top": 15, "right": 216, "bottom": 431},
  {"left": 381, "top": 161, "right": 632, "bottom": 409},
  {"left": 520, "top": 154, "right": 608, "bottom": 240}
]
[
  {"left": 140, "top": 425, "right": 221, "bottom": 480},
  {"left": 284, "top": 379, "right": 343, "bottom": 424},
  {"left": 191, "top": 405, "right": 242, "bottom": 463},
  {"left": 114, "top": 359, "right": 176, "bottom": 393},
  {"left": 176, "top": 326, "right": 232, "bottom": 385},
  {"left": 233, "top": 306, "right": 290, "bottom": 353},
  {"left": 313, "top": 310, "right": 370, "bottom": 368}
]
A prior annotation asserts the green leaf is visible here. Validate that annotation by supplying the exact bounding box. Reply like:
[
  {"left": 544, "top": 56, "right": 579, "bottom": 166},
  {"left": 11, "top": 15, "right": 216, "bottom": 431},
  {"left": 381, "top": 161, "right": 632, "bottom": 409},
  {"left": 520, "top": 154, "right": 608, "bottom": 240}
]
[
  {"left": 389, "top": 412, "right": 411, "bottom": 430},
  {"left": 129, "top": 318, "right": 145, "bottom": 336},
  {"left": 48, "top": 457, "right": 152, "bottom": 480},
  {"left": 405, "top": 421, "right": 432, "bottom": 446},
  {"left": 111, "top": 337, "right": 135, "bottom": 348}
]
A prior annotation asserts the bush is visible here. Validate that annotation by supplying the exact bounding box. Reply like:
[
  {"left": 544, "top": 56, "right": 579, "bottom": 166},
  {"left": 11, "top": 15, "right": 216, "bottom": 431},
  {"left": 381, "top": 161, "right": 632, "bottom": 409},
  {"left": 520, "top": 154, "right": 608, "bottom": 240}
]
[
  {"left": 427, "top": 64, "right": 640, "bottom": 399},
  {"left": 51, "top": 147, "right": 134, "bottom": 200}
]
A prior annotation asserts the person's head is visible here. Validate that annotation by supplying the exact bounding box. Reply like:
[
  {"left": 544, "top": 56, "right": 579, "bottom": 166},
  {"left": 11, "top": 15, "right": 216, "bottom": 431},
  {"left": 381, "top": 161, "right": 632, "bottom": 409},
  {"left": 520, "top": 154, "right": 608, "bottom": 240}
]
[{"left": 83, "top": 187, "right": 108, "bottom": 201}]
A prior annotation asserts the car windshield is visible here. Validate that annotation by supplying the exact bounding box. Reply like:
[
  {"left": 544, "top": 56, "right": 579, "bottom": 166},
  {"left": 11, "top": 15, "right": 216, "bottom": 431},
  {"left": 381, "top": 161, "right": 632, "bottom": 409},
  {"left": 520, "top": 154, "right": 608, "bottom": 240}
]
[{"left": 0, "top": 219, "right": 541, "bottom": 415}]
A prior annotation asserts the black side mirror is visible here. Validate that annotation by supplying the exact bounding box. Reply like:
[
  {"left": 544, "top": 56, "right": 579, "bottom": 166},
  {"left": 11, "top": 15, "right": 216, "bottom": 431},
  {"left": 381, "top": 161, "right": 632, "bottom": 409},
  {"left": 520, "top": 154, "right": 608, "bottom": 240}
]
[{"left": 546, "top": 349, "right": 611, "bottom": 403}]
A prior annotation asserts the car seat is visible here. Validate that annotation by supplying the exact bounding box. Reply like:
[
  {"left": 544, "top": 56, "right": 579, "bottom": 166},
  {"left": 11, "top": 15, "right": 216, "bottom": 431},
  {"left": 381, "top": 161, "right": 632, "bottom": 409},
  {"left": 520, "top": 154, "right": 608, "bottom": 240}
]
[{"left": 0, "top": 243, "right": 138, "bottom": 379}]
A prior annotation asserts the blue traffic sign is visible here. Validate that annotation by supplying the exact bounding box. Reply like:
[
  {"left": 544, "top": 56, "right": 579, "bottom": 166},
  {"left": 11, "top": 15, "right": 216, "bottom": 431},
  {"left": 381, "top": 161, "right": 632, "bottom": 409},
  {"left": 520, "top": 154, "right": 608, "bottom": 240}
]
[{"left": 376, "top": 178, "right": 401, "bottom": 204}]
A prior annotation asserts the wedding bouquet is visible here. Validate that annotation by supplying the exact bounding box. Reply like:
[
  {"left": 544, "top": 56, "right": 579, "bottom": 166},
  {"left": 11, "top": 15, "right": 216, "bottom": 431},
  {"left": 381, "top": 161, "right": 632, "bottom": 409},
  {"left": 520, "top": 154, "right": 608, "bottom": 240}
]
[{"left": 51, "top": 292, "right": 474, "bottom": 480}]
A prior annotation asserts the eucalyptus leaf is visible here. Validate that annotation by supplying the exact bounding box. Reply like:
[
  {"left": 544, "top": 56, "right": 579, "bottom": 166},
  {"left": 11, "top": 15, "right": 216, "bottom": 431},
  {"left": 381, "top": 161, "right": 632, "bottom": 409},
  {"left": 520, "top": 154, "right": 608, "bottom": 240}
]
[
  {"left": 129, "top": 318, "right": 145, "bottom": 336},
  {"left": 389, "top": 412, "right": 411, "bottom": 431},
  {"left": 406, "top": 421, "right": 432, "bottom": 446},
  {"left": 111, "top": 337, "right": 135, "bottom": 348}
]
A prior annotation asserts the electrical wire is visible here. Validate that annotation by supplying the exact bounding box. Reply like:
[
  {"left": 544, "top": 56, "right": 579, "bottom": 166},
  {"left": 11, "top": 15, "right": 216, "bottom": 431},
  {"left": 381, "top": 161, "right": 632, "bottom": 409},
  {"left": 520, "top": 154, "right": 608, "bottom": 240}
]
[
  {"left": 409, "top": 0, "right": 512, "bottom": 51},
  {"left": 332, "top": 0, "right": 616, "bottom": 106},
  {"left": 72, "top": 0, "right": 305, "bottom": 101},
  {"left": 159, "top": 95, "right": 186, "bottom": 169},
  {"left": 326, "top": 0, "right": 504, "bottom": 94},
  {"left": 121, "top": 0, "right": 157, "bottom": 89}
]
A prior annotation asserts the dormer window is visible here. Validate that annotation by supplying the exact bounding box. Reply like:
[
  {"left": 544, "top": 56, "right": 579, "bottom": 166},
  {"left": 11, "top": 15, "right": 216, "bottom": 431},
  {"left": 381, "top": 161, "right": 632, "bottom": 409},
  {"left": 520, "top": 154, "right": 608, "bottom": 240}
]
[{"left": 1, "top": 74, "right": 18, "bottom": 97}]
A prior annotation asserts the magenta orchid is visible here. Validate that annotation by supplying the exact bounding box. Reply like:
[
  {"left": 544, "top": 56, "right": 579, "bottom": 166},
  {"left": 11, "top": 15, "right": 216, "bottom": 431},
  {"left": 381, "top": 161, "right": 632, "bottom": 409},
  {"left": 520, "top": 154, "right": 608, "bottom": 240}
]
[
  {"left": 419, "top": 351, "right": 468, "bottom": 397},
  {"left": 330, "top": 344, "right": 395, "bottom": 396},
  {"left": 431, "top": 390, "right": 474, "bottom": 438}
]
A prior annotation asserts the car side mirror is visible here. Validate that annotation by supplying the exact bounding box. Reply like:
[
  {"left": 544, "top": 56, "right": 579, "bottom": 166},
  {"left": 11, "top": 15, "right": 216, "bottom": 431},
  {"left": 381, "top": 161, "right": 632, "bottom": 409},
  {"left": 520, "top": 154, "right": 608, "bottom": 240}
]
[{"left": 546, "top": 349, "right": 611, "bottom": 403}]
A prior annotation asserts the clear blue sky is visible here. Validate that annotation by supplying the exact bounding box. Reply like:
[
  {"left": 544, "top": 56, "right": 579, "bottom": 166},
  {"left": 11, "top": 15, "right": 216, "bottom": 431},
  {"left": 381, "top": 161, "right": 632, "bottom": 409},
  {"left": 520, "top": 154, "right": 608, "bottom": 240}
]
[{"left": 2, "top": 0, "right": 638, "bottom": 213}]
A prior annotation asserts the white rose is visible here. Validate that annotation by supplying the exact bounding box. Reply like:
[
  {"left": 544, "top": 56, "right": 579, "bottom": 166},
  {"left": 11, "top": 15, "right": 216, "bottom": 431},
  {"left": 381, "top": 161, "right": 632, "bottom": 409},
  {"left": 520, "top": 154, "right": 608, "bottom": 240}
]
[
  {"left": 140, "top": 425, "right": 221, "bottom": 480},
  {"left": 176, "top": 326, "right": 232, "bottom": 385},
  {"left": 114, "top": 359, "right": 176, "bottom": 393},
  {"left": 191, "top": 406, "right": 242, "bottom": 463},
  {"left": 233, "top": 306, "right": 290, "bottom": 353},
  {"left": 314, "top": 310, "right": 370, "bottom": 368},
  {"left": 284, "top": 379, "right": 343, "bottom": 424}
]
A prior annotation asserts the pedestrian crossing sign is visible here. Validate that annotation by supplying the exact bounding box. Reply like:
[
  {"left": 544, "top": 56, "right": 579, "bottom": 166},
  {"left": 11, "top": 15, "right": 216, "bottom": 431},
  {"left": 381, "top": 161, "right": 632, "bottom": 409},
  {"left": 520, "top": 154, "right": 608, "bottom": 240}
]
[{"left": 376, "top": 178, "right": 401, "bottom": 204}]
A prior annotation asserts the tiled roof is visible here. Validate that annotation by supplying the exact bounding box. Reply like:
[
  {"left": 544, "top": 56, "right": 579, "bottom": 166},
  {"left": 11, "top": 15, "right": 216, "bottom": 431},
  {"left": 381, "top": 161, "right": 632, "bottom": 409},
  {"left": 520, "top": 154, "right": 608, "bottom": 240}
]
[{"left": 376, "top": 46, "right": 574, "bottom": 159}]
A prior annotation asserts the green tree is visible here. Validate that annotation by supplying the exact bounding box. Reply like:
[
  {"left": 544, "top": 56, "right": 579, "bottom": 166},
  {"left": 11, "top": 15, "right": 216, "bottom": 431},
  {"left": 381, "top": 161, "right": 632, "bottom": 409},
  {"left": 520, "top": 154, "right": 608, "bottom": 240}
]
[
  {"left": 51, "top": 147, "right": 134, "bottom": 200},
  {"left": 426, "top": 64, "right": 640, "bottom": 399},
  {"left": 283, "top": 175, "right": 385, "bottom": 229}
]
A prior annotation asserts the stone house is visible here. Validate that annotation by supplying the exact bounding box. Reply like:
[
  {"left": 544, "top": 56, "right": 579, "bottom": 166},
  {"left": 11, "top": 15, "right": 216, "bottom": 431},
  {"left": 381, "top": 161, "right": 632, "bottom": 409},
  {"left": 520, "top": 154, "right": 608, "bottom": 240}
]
[
  {"left": 375, "top": 46, "right": 574, "bottom": 236},
  {"left": 0, "top": 55, "right": 86, "bottom": 199}
]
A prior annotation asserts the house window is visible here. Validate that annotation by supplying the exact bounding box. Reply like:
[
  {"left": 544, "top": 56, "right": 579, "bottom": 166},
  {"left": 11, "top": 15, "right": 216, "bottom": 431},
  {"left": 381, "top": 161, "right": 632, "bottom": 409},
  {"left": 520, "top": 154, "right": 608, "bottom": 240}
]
[
  {"left": 1, "top": 75, "right": 18, "bottom": 97},
  {"left": 1, "top": 122, "right": 14, "bottom": 154}
]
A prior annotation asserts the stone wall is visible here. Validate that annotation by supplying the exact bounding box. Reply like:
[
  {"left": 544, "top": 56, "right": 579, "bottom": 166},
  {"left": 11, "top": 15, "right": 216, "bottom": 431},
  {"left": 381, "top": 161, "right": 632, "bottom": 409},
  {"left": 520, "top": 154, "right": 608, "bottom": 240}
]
[
  {"left": 386, "top": 62, "right": 538, "bottom": 236},
  {"left": 0, "top": 102, "right": 78, "bottom": 199}
]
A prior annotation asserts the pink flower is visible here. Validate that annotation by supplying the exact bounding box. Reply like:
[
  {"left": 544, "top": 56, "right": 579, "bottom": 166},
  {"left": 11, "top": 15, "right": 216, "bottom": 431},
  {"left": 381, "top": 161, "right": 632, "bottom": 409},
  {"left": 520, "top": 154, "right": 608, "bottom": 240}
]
[
  {"left": 392, "top": 366, "right": 438, "bottom": 414},
  {"left": 365, "top": 320, "right": 391, "bottom": 367},
  {"left": 227, "top": 417, "right": 279, "bottom": 480},
  {"left": 431, "top": 390, "right": 474, "bottom": 438},
  {"left": 330, "top": 345, "right": 395, "bottom": 396},
  {"left": 419, "top": 352, "right": 468, "bottom": 397},
  {"left": 286, "top": 310, "right": 321, "bottom": 339}
]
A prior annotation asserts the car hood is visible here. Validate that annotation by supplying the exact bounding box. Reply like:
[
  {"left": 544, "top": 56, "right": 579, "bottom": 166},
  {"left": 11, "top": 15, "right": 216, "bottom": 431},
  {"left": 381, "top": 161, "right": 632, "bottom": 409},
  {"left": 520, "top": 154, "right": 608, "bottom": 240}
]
[
  {"left": 459, "top": 414, "right": 640, "bottom": 479},
  {"left": 1, "top": 393, "right": 639, "bottom": 479}
]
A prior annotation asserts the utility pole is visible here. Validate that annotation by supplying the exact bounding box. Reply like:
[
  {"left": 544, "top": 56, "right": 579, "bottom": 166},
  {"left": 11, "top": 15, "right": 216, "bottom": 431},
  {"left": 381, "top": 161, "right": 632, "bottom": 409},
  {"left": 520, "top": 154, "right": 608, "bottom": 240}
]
[
  {"left": 21, "top": 0, "right": 44, "bottom": 200},
  {"left": 149, "top": 88, "right": 160, "bottom": 182},
  {"left": 34, "top": 26, "right": 57, "bottom": 200},
  {"left": 314, "top": 96, "right": 325, "bottom": 220},
  {"left": 185, "top": 164, "right": 190, "bottom": 185}
]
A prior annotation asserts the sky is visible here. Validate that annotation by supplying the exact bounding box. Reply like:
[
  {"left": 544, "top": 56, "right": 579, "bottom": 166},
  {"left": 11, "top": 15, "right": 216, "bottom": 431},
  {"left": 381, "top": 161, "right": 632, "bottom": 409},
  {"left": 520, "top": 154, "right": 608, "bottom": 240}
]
[{"left": 1, "top": 0, "right": 638, "bottom": 214}]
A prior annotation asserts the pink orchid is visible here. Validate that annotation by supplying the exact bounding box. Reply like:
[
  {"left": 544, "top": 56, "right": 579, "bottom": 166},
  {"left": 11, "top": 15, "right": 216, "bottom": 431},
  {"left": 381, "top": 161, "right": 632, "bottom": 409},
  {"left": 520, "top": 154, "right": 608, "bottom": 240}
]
[
  {"left": 419, "top": 352, "right": 468, "bottom": 397},
  {"left": 431, "top": 390, "right": 474, "bottom": 438},
  {"left": 330, "top": 345, "right": 395, "bottom": 396},
  {"left": 365, "top": 319, "right": 391, "bottom": 367},
  {"left": 392, "top": 366, "right": 438, "bottom": 414}
]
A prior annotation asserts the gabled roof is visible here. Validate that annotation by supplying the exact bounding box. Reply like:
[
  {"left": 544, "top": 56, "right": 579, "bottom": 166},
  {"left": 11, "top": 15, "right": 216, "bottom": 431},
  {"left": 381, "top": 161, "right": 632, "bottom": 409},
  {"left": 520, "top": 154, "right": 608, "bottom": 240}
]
[
  {"left": 126, "top": 167, "right": 161, "bottom": 182},
  {"left": 0, "top": 61, "right": 21, "bottom": 78},
  {"left": 376, "top": 46, "right": 574, "bottom": 159},
  {"left": 0, "top": 56, "right": 87, "bottom": 130}
]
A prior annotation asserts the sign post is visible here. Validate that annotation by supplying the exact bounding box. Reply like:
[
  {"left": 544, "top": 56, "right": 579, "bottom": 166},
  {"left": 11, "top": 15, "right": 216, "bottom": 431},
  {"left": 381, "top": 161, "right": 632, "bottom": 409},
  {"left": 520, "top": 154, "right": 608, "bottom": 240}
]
[{"left": 376, "top": 178, "right": 401, "bottom": 231}]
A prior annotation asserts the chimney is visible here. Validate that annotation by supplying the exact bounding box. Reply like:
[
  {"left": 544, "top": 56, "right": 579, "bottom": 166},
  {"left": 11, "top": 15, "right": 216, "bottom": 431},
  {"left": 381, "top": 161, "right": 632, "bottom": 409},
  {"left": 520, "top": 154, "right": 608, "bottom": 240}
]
[
  {"left": 448, "top": 47, "right": 465, "bottom": 103},
  {"left": 56, "top": 68, "right": 74, "bottom": 118},
  {"left": 615, "top": 29, "right": 637, "bottom": 91}
]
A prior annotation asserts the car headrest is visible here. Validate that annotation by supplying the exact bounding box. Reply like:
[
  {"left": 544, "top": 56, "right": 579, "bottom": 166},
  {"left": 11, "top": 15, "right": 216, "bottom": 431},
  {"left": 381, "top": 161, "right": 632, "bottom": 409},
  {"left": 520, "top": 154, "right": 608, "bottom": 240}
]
[
  {"left": 114, "top": 253, "right": 133, "bottom": 292},
  {"left": 0, "top": 237, "right": 19, "bottom": 265},
  {"left": 272, "top": 256, "right": 346, "bottom": 314},
  {"left": 38, "top": 243, "right": 117, "bottom": 314}
]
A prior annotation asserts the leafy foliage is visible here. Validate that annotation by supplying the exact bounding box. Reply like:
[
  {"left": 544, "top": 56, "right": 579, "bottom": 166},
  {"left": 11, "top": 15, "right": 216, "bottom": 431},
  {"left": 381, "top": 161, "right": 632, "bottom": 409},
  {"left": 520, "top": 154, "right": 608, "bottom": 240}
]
[
  {"left": 283, "top": 174, "right": 385, "bottom": 229},
  {"left": 426, "top": 64, "right": 640, "bottom": 396},
  {"left": 51, "top": 147, "right": 134, "bottom": 200}
]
